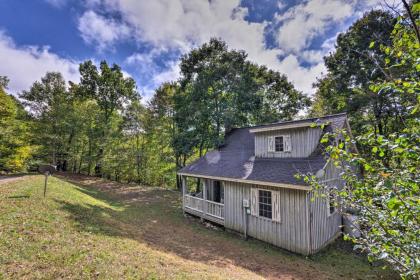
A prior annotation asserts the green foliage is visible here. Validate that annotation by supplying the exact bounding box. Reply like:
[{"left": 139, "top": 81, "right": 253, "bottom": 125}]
[
  {"left": 307, "top": 126, "right": 419, "bottom": 278},
  {"left": 0, "top": 77, "right": 34, "bottom": 172},
  {"left": 20, "top": 72, "right": 73, "bottom": 165},
  {"left": 142, "top": 83, "right": 178, "bottom": 186},
  {"left": 310, "top": 10, "right": 402, "bottom": 135},
  {"left": 78, "top": 60, "right": 138, "bottom": 123},
  {"left": 306, "top": 12, "right": 420, "bottom": 278},
  {"left": 175, "top": 38, "right": 309, "bottom": 160},
  {"left": 254, "top": 66, "right": 311, "bottom": 123}
]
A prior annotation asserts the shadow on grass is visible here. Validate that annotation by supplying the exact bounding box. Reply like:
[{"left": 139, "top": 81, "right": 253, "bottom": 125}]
[
  {"left": 54, "top": 174, "right": 396, "bottom": 280},
  {"left": 7, "top": 195, "right": 30, "bottom": 199}
]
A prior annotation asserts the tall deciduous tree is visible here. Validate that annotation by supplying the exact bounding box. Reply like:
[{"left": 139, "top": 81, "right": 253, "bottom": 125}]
[
  {"left": 306, "top": 4, "right": 420, "bottom": 277},
  {"left": 254, "top": 66, "right": 310, "bottom": 124},
  {"left": 176, "top": 38, "right": 308, "bottom": 162},
  {"left": 78, "top": 60, "right": 137, "bottom": 125},
  {"left": 145, "top": 83, "right": 179, "bottom": 187},
  {"left": 311, "top": 10, "right": 400, "bottom": 135},
  {"left": 20, "top": 72, "right": 72, "bottom": 165},
  {"left": 0, "top": 77, "right": 33, "bottom": 172},
  {"left": 77, "top": 60, "right": 138, "bottom": 175}
]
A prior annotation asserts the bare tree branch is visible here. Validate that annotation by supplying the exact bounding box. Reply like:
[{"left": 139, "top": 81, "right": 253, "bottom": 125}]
[
  {"left": 382, "top": 0, "right": 403, "bottom": 17},
  {"left": 401, "top": 0, "right": 420, "bottom": 43}
]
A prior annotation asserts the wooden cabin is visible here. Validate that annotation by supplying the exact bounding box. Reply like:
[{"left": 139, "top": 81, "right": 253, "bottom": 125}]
[{"left": 178, "top": 113, "right": 350, "bottom": 255}]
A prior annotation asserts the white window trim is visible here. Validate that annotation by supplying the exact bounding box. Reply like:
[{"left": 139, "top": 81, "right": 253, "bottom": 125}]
[
  {"left": 258, "top": 189, "right": 273, "bottom": 219},
  {"left": 268, "top": 134, "right": 291, "bottom": 153},
  {"left": 274, "top": 135, "right": 285, "bottom": 153},
  {"left": 251, "top": 188, "right": 281, "bottom": 223}
]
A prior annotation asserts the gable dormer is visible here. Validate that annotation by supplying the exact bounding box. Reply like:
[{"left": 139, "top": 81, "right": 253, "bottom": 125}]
[{"left": 249, "top": 117, "right": 339, "bottom": 158}]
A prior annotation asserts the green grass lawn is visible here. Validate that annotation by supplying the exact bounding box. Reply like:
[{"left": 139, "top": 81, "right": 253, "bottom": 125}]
[{"left": 0, "top": 175, "right": 397, "bottom": 279}]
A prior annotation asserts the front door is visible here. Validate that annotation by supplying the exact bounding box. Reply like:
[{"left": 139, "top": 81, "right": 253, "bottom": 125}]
[{"left": 213, "top": 180, "right": 224, "bottom": 203}]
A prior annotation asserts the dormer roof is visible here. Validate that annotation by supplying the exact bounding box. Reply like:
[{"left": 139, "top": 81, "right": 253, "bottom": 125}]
[
  {"left": 249, "top": 112, "right": 347, "bottom": 133},
  {"left": 178, "top": 113, "right": 348, "bottom": 189}
]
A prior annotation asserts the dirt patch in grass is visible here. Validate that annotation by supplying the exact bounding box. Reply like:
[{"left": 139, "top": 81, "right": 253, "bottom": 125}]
[{"left": 0, "top": 175, "right": 26, "bottom": 185}]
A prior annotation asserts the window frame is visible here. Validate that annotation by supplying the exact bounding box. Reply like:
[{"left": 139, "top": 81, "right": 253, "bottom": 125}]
[
  {"left": 258, "top": 189, "right": 273, "bottom": 219},
  {"left": 274, "top": 135, "right": 285, "bottom": 152},
  {"left": 268, "top": 134, "right": 291, "bottom": 153},
  {"left": 327, "top": 191, "right": 337, "bottom": 216}
]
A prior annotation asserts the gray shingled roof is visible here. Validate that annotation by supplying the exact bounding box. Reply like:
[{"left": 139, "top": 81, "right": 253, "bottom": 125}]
[{"left": 179, "top": 113, "right": 347, "bottom": 186}]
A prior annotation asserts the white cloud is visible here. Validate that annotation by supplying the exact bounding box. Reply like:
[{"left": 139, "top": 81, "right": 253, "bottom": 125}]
[
  {"left": 78, "top": 10, "right": 131, "bottom": 51},
  {"left": 276, "top": 0, "right": 353, "bottom": 52},
  {"left": 321, "top": 33, "right": 338, "bottom": 50},
  {"left": 78, "top": 0, "right": 382, "bottom": 96},
  {"left": 277, "top": 1, "right": 287, "bottom": 10},
  {"left": 277, "top": 54, "right": 326, "bottom": 94},
  {"left": 300, "top": 50, "right": 324, "bottom": 64},
  {"left": 90, "top": 0, "right": 333, "bottom": 94},
  {"left": 112, "top": 0, "right": 271, "bottom": 57},
  {"left": 125, "top": 48, "right": 163, "bottom": 66},
  {"left": 125, "top": 49, "right": 180, "bottom": 100},
  {"left": 140, "top": 61, "right": 179, "bottom": 102},
  {"left": 0, "top": 32, "right": 80, "bottom": 95},
  {"left": 93, "top": 0, "right": 288, "bottom": 88},
  {"left": 152, "top": 60, "right": 180, "bottom": 86}
]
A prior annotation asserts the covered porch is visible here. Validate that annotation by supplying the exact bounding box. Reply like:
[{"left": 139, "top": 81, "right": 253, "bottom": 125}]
[{"left": 181, "top": 175, "right": 225, "bottom": 225}]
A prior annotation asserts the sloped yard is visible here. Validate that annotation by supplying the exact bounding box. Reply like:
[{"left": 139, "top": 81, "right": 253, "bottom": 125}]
[{"left": 0, "top": 174, "right": 397, "bottom": 279}]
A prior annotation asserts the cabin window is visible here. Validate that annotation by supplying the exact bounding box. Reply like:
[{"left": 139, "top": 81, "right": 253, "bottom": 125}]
[
  {"left": 258, "top": 190, "right": 272, "bottom": 219},
  {"left": 274, "top": 136, "right": 284, "bottom": 152},
  {"left": 251, "top": 188, "right": 281, "bottom": 222},
  {"left": 328, "top": 192, "right": 336, "bottom": 215},
  {"left": 268, "top": 135, "right": 291, "bottom": 153}
]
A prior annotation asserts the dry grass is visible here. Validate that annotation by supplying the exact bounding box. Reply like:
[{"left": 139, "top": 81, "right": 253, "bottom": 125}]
[{"left": 0, "top": 174, "right": 397, "bottom": 279}]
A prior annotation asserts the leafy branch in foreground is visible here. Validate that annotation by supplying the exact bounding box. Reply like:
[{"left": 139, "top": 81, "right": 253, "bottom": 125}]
[
  {"left": 304, "top": 128, "right": 419, "bottom": 278},
  {"left": 304, "top": 9, "right": 420, "bottom": 278}
]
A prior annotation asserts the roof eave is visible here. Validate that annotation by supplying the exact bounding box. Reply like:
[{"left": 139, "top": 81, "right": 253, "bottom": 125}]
[
  {"left": 249, "top": 122, "right": 320, "bottom": 133},
  {"left": 177, "top": 172, "right": 310, "bottom": 191}
]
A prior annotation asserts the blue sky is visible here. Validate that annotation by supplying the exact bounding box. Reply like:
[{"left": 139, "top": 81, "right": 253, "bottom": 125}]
[{"left": 0, "top": 0, "right": 380, "bottom": 100}]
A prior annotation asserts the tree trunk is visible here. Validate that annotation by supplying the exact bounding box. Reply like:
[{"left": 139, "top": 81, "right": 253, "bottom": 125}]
[
  {"left": 402, "top": 0, "right": 420, "bottom": 43},
  {"left": 136, "top": 133, "right": 142, "bottom": 181},
  {"left": 78, "top": 156, "right": 83, "bottom": 174},
  {"left": 72, "top": 159, "right": 77, "bottom": 173},
  {"left": 176, "top": 174, "right": 182, "bottom": 191},
  {"left": 196, "top": 178, "right": 201, "bottom": 193},
  {"left": 87, "top": 139, "right": 92, "bottom": 176}
]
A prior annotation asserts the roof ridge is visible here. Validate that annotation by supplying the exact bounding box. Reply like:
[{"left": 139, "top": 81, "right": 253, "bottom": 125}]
[{"left": 231, "top": 112, "right": 347, "bottom": 131}]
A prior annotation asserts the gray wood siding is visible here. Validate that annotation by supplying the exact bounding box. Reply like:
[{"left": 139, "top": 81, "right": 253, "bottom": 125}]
[
  {"left": 309, "top": 193, "right": 341, "bottom": 253},
  {"left": 224, "top": 181, "right": 310, "bottom": 255},
  {"left": 309, "top": 161, "right": 344, "bottom": 253},
  {"left": 254, "top": 127, "right": 322, "bottom": 158}
]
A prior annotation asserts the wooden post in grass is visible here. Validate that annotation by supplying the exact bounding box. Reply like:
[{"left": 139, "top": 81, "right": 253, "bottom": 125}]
[
  {"left": 38, "top": 165, "right": 56, "bottom": 198},
  {"left": 43, "top": 172, "right": 49, "bottom": 197}
]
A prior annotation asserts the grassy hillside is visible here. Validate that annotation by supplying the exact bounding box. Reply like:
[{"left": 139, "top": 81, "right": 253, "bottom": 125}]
[{"left": 0, "top": 175, "right": 396, "bottom": 279}]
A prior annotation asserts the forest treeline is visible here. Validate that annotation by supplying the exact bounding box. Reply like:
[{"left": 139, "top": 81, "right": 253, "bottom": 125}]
[
  {"left": 0, "top": 8, "right": 418, "bottom": 188},
  {"left": 0, "top": 39, "right": 309, "bottom": 187},
  {"left": 0, "top": 3, "right": 419, "bottom": 277}
]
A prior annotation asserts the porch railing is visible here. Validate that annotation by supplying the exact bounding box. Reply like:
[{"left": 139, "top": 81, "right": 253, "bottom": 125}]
[
  {"left": 205, "top": 200, "right": 224, "bottom": 219},
  {"left": 184, "top": 194, "right": 224, "bottom": 220},
  {"left": 184, "top": 194, "right": 204, "bottom": 212}
]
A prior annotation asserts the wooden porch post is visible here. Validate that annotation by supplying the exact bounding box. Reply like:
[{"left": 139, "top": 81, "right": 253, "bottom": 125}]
[
  {"left": 202, "top": 179, "right": 207, "bottom": 220},
  {"left": 182, "top": 175, "right": 186, "bottom": 214}
]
